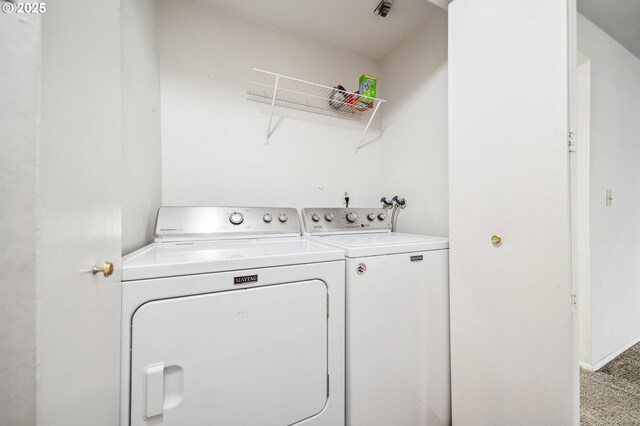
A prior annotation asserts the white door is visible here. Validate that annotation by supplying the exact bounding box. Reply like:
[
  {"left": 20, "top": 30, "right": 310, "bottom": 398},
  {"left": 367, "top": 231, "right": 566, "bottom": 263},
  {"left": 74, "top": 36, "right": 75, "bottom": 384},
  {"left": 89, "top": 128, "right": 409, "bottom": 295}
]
[
  {"left": 130, "top": 280, "right": 328, "bottom": 426},
  {"left": 449, "top": 0, "right": 575, "bottom": 424},
  {"left": 37, "top": 0, "right": 123, "bottom": 424},
  {"left": 345, "top": 250, "right": 450, "bottom": 426}
]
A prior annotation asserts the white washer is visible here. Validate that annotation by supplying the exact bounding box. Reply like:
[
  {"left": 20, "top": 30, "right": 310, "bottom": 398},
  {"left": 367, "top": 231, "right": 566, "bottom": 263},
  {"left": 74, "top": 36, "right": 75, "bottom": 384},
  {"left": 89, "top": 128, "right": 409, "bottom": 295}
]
[
  {"left": 302, "top": 208, "right": 451, "bottom": 426},
  {"left": 121, "top": 207, "right": 345, "bottom": 426}
]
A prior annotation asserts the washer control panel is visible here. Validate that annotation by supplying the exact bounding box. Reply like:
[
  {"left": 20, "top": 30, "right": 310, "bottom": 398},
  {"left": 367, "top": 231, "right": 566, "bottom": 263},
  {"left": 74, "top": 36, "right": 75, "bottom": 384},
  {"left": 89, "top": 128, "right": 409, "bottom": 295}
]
[
  {"left": 154, "top": 206, "right": 300, "bottom": 242},
  {"left": 302, "top": 208, "right": 392, "bottom": 235}
]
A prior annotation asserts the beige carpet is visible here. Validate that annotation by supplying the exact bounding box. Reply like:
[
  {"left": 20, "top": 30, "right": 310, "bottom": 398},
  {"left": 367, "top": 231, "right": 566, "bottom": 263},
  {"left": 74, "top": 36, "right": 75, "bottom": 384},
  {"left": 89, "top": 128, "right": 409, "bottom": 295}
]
[{"left": 581, "top": 343, "right": 640, "bottom": 425}]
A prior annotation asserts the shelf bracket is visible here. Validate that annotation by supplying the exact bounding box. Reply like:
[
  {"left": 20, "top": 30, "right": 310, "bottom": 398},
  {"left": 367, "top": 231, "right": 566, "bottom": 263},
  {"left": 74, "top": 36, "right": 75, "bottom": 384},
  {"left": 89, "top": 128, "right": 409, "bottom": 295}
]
[
  {"left": 266, "top": 74, "right": 280, "bottom": 145},
  {"left": 355, "top": 101, "right": 382, "bottom": 153}
]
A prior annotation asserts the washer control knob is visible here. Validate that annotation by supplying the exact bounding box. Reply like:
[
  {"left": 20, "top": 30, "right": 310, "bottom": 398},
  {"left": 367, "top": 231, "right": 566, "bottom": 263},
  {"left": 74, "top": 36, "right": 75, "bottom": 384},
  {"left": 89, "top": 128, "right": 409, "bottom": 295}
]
[
  {"left": 263, "top": 213, "right": 272, "bottom": 223},
  {"left": 278, "top": 213, "right": 288, "bottom": 223},
  {"left": 311, "top": 213, "right": 321, "bottom": 222},
  {"left": 378, "top": 212, "right": 387, "bottom": 221},
  {"left": 325, "top": 213, "right": 334, "bottom": 222},
  {"left": 346, "top": 212, "right": 358, "bottom": 223},
  {"left": 367, "top": 213, "right": 376, "bottom": 221},
  {"left": 229, "top": 212, "right": 244, "bottom": 225}
]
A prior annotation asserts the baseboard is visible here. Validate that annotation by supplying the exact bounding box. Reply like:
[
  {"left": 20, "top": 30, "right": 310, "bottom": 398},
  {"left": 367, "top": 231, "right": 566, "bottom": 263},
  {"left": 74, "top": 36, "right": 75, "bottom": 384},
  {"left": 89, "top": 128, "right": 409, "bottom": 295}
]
[
  {"left": 580, "top": 361, "right": 594, "bottom": 372},
  {"left": 586, "top": 335, "right": 640, "bottom": 371}
]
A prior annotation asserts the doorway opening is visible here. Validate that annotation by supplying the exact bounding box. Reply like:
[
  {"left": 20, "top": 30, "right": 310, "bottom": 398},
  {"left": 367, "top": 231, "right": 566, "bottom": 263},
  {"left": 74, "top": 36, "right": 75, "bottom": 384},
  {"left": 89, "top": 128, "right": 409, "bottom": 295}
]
[{"left": 574, "top": 50, "right": 640, "bottom": 424}]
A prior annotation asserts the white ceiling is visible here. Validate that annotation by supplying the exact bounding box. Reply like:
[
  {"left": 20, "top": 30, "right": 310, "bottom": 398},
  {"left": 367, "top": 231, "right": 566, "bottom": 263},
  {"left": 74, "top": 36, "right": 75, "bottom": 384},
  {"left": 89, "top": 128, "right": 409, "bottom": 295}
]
[
  {"left": 194, "top": 0, "right": 442, "bottom": 61},
  {"left": 578, "top": 0, "right": 640, "bottom": 59}
]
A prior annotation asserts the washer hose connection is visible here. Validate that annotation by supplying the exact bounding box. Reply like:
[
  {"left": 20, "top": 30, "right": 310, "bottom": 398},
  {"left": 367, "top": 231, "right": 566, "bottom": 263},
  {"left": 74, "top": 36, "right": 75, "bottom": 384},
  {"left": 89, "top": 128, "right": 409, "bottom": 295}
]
[{"left": 381, "top": 196, "right": 406, "bottom": 232}]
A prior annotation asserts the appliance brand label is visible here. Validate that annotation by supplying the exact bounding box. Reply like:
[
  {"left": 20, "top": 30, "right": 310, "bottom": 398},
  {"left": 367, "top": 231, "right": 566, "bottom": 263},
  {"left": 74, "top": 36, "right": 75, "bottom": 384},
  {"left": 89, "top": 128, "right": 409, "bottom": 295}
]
[
  {"left": 410, "top": 255, "right": 424, "bottom": 262},
  {"left": 234, "top": 275, "right": 258, "bottom": 285}
]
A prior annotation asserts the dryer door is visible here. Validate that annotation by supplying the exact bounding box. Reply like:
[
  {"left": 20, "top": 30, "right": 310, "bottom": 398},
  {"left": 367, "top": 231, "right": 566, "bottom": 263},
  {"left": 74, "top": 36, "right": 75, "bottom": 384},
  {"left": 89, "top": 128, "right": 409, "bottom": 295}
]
[{"left": 129, "top": 280, "right": 328, "bottom": 426}]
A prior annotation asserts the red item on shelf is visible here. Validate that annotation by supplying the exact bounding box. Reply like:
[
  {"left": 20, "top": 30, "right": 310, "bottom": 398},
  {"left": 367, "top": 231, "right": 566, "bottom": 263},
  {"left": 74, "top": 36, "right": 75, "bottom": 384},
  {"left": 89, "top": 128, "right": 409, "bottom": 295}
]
[{"left": 346, "top": 91, "right": 372, "bottom": 112}]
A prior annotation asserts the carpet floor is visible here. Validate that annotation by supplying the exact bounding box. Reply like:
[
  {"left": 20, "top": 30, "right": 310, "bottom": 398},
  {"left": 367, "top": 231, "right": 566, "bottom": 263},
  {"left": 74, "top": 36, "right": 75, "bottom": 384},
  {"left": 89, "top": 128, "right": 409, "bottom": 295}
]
[{"left": 581, "top": 342, "right": 640, "bottom": 425}]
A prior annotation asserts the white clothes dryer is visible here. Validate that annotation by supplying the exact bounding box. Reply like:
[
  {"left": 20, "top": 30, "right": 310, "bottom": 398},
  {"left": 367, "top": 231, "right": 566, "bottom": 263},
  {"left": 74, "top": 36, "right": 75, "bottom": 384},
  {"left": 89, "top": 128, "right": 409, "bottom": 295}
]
[
  {"left": 121, "top": 207, "right": 345, "bottom": 426},
  {"left": 302, "top": 208, "right": 450, "bottom": 426}
]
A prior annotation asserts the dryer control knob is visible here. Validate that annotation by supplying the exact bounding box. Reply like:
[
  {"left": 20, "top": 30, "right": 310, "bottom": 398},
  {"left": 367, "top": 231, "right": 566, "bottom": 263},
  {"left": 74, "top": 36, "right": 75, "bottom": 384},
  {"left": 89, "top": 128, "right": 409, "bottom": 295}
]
[
  {"left": 325, "top": 213, "right": 334, "bottom": 222},
  {"left": 367, "top": 213, "right": 376, "bottom": 221},
  {"left": 263, "top": 213, "right": 272, "bottom": 223},
  {"left": 378, "top": 212, "right": 387, "bottom": 221},
  {"left": 278, "top": 214, "right": 288, "bottom": 223},
  {"left": 311, "top": 213, "right": 321, "bottom": 222},
  {"left": 346, "top": 212, "right": 358, "bottom": 223},
  {"left": 229, "top": 212, "right": 244, "bottom": 225}
]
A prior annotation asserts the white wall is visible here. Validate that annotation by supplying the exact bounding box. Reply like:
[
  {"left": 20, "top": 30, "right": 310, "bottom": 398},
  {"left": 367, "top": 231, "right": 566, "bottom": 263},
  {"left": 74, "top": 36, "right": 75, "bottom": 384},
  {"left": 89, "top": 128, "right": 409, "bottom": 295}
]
[
  {"left": 380, "top": 9, "right": 448, "bottom": 237},
  {"left": 0, "top": 11, "right": 40, "bottom": 426},
  {"left": 427, "top": 0, "right": 452, "bottom": 11},
  {"left": 578, "top": 14, "right": 640, "bottom": 367},
  {"left": 122, "top": 0, "right": 163, "bottom": 254},
  {"left": 158, "top": 0, "right": 383, "bottom": 209},
  {"left": 157, "top": 0, "right": 449, "bottom": 234}
]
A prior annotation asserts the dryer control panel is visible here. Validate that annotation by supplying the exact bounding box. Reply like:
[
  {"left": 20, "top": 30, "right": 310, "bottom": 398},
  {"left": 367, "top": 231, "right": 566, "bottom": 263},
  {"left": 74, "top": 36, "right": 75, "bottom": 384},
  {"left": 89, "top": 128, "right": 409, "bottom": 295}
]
[
  {"left": 302, "top": 208, "right": 392, "bottom": 235},
  {"left": 155, "top": 206, "right": 300, "bottom": 242}
]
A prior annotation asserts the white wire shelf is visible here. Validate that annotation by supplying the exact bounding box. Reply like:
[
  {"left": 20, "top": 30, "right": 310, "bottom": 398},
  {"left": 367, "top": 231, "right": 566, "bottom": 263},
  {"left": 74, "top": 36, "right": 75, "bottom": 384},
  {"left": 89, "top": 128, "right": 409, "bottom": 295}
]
[{"left": 247, "top": 68, "right": 386, "bottom": 152}]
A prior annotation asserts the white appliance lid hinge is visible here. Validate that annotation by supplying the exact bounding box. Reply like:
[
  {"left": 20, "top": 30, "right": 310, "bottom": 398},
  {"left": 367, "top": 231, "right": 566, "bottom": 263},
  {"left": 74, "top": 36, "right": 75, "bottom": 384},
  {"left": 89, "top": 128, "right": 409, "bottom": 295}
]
[
  {"left": 571, "top": 289, "right": 577, "bottom": 312},
  {"left": 568, "top": 129, "right": 576, "bottom": 152}
]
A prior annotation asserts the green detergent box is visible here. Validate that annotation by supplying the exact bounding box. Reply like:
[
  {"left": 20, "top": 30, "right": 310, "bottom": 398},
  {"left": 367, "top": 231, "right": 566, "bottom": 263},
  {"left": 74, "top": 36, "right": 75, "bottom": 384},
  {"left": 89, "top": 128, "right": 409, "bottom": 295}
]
[{"left": 358, "top": 74, "right": 377, "bottom": 109}]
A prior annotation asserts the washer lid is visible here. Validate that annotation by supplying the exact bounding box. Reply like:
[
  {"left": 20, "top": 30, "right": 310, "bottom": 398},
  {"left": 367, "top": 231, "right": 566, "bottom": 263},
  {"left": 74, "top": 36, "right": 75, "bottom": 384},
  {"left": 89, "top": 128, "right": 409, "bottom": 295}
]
[
  {"left": 122, "top": 237, "right": 344, "bottom": 281},
  {"left": 310, "top": 232, "right": 448, "bottom": 257}
]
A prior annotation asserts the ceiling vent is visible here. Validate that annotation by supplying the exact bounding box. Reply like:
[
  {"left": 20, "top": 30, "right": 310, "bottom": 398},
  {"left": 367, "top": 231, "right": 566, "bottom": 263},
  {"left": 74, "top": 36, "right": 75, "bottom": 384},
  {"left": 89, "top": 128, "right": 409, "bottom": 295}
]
[{"left": 374, "top": 0, "right": 394, "bottom": 17}]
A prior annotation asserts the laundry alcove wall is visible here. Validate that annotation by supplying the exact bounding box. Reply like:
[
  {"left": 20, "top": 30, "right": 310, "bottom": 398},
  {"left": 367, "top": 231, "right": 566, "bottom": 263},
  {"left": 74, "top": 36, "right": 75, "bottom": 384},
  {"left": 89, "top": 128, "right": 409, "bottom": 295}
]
[{"left": 121, "top": 0, "right": 450, "bottom": 254}]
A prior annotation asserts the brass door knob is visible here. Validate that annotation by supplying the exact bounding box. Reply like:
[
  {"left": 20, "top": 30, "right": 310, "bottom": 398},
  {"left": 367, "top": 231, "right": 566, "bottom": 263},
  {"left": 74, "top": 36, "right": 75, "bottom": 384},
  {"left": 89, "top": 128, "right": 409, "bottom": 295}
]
[
  {"left": 491, "top": 235, "right": 502, "bottom": 245},
  {"left": 92, "top": 261, "right": 114, "bottom": 277}
]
